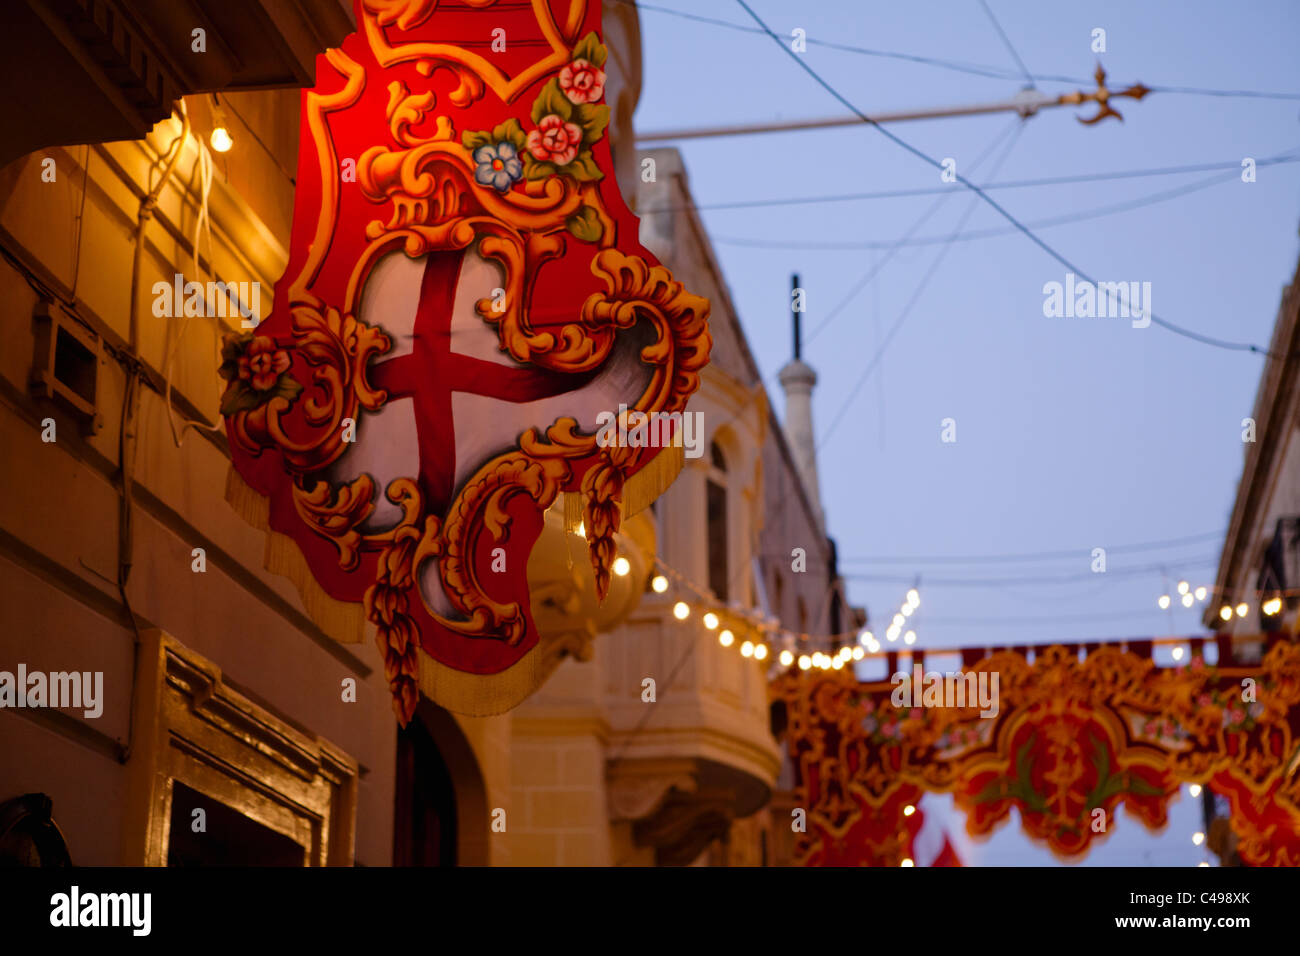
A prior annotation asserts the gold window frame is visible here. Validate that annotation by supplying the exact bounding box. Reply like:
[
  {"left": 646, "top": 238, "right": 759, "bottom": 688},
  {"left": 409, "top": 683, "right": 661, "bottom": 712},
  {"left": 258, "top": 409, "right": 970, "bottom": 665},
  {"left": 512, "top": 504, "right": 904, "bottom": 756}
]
[{"left": 122, "top": 630, "right": 358, "bottom": 866}]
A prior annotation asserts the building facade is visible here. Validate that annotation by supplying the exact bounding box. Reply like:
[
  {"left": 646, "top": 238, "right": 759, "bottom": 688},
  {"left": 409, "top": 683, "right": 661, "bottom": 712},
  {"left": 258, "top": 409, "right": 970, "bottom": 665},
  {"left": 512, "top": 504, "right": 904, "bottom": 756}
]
[{"left": 0, "top": 0, "right": 856, "bottom": 866}]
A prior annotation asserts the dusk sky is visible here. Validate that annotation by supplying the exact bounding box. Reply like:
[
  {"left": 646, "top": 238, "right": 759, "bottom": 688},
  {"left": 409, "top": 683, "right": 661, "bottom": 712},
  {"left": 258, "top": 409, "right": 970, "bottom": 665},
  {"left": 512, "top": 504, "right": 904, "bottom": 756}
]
[{"left": 632, "top": 0, "right": 1300, "bottom": 863}]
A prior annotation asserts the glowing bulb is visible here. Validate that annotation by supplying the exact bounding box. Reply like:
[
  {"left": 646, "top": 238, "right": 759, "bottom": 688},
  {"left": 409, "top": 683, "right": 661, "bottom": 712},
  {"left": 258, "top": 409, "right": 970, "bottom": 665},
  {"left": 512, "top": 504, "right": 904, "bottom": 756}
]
[
  {"left": 780, "top": 649, "right": 794, "bottom": 666},
  {"left": 859, "top": 630, "right": 875, "bottom": 647},
  {"left": 741, "top": 641, "right": 754, "bottom": 658},
  {"left": 1188, "top": 784, "right": 1202, "bottom": 798},
  {"left": 209, "top": 126, "right": 233, "bottom": 153},
  {"left": 754, "top": 643, "right": 768, "bottom": 661},
  {"left": 1192, "top": 831, "right": 1205, "bottom": 846},
  {"left": 613, "top": 556, "right": 630, "bottom": 577},
  {"left": 673, "top": 601, "right": 689, "bottom": 620},
  {"left": 902, "top": 604, "right": 914, "bottom": 617},
  {"left": 651, "top": 575, "right": 668, "bottom": 593},
  {"left": 819, "top": 656, "right": 831, "bottom": 670},
  {"left": 852, "top": 646, "right": 864, "bottom": 661},
  {"left": 831, "top": 656, "right": 844, "bottom": 670},
  {"left": 892, "top": 614, "right": 905, "bottom": 628},
  {"left": 1198, "top": 861, "right": 1210, "bottom": 867},
  {"left": 1181, "top": 593, "right": 1195, "bottom": 608},
  {"left": 1236, "top": 603, "right": 1249, "bottom": 618},
  {"left": 1219, "top": 605, "right": 1232, "bottom": 622},
  {"left": 904, "top": 630, "right": 917, "bottom": 646},
  {"left": 1158, "top": 595, "right": 1171, "bottom": 610},
  {"left": 903, "top": 805, "right": 916, "bottom": 817},
  {"left": 1263, "top": 597, "right": 1283, "bottom": 616},
  {"left": 1172, "top": 646, "right": 1184, "bottom": 661},
  {"left": 798, "top": 655, "right": 811, "bottom": 671},
  {"left": 887, "top": 629, "right": 899, "bottom": 643},
  {"left": 907, "top": 588, "right": 920, "bottom": 606},
  {"left": 1177, "top": 580, "right": 1190, "bottom": 595},
  {"left": 703, "top": 612, "right": 719, "bottom": 630},
  {"left": 1195, "top": 586, "right": 1207, "bottom": 602},
  {"left": 719, "top": 629, "right": 734, "bottom": 648},
  {"left": 900, "top": 858, "right": 914, "bottom": 867}
]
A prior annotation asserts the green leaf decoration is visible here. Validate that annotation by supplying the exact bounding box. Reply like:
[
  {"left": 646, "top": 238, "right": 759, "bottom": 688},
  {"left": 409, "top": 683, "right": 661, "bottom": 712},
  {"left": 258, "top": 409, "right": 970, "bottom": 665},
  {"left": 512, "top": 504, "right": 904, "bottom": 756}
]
[
  {"left": 565, "top": 205, "right": 604, "bottom": 242},
  {"left": 560, "top": 151, "right": 603, "bottom": 183},
  {"left": 573, "top": 103, "right": 610, "bottom": 145},
  {"left": 531, "top": 78, "right": 573, "bottom": 124},
  {"left": 522, "top": 155, "right": 557, "bottom": 181},
  {"left": 572, "top": 31, "right": 607, "bottom": 68},
  {"left": 220, "top": 383, "right": 263, "bottom": 417},
  {"left": 491, "top": 118, "right": 527, "bottom": 152},
  {"left": 462, "top": 130, "right": 492, "bottom": 152},
  {"left": 272, "top": 375, "right": 303, "bottom": 404}
]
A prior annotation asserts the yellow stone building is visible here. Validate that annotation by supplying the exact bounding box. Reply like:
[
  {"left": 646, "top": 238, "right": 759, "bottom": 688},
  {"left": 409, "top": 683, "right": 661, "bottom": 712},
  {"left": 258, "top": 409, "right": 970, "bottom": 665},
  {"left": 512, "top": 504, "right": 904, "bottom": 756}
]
[{"left": 0, "top": 0, "right": 857, "bottom": 866}]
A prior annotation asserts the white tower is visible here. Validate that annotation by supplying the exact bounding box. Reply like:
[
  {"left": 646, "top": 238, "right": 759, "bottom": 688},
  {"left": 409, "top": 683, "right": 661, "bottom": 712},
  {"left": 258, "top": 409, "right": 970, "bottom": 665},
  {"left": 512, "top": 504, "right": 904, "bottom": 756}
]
[{"left": 778, "top": 273, "right": 824, "bottom": 531}]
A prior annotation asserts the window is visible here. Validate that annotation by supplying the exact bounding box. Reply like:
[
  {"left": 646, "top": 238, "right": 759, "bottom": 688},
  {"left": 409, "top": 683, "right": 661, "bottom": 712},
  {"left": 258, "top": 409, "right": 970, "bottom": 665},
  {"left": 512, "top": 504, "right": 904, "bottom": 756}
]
[
  {"left": 124, "top": 631, "right": 358, "bottom": 866},
  {"left": 707, "top": 441, "right": 728, "bottom": 601}
]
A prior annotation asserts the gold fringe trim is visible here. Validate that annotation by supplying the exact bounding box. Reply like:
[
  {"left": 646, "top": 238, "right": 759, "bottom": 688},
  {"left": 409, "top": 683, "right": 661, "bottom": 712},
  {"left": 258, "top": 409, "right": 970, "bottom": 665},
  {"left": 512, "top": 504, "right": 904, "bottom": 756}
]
[
  {"left": 417, "top": 644, "right": 544, "bottom": 716},
  {"left": 563, "top": 489, "right": 585, "bottom": 533},
  {"left": 224, "top": 466, "right": 367, "bottom": 645},
  {"left": 622, "top": 444, "right": 684, "bottom": 519}
]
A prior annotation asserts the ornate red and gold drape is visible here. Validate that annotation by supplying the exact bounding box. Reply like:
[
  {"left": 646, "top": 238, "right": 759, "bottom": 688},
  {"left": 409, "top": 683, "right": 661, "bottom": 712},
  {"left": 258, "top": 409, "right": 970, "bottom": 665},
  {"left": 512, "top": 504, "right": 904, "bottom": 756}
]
[
  {"left": 221, "top": 0, "right": 711, "bottom": 722},
  {"left": 771, "top": 635, "right": 1300, "bottom": 866}
]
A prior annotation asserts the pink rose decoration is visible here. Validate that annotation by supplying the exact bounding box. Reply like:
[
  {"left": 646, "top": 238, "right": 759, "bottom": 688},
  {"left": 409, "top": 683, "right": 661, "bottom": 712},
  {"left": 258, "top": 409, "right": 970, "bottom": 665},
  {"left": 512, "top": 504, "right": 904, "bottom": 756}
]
[
  {"left": 238, "top": 336, "right": 291, "bottom": 391},
  {"left": 1197, "top": 694, "right": 1212, "bottom": 707},
  {"left": 559, "top": 58, "right": 605, "bottom": 104},
  {"left": 527, "top": 114, "right": 582, "bottom": 166},
  {"left": 1228, "top": 708, "right": 1244, "bottom": 724}
]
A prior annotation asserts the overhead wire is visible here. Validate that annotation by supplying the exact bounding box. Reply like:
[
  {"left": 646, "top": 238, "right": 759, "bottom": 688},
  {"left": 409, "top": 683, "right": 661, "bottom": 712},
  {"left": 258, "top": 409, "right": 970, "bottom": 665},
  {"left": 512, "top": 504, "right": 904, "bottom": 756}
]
[{"left": 732, "top": 0, "right": 1286, "bottom": 357}]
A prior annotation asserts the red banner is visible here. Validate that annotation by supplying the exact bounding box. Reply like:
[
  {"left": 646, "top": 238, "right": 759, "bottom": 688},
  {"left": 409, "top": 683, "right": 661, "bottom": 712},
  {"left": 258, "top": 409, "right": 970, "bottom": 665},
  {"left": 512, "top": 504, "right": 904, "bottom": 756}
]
[
  {"left": 221, "top": 0, "right": 711, "bottom": 722},
  {"left": 772, "top": 636, "right": 1300, "bottom": 865}
]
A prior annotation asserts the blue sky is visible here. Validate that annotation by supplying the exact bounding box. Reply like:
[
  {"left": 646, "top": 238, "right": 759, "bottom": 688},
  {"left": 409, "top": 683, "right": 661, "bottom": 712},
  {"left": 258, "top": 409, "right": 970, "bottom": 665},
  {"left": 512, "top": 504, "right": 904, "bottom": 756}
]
[{"left": 631, "top": 0, "right": 1300, "bottom": 864}]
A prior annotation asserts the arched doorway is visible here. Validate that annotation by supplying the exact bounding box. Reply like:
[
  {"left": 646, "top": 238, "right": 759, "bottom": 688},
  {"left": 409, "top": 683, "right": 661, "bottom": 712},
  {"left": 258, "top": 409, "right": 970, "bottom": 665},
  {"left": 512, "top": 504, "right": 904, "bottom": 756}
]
[{"left": 393, "top": 700, "right": 489, "bottom": 866}]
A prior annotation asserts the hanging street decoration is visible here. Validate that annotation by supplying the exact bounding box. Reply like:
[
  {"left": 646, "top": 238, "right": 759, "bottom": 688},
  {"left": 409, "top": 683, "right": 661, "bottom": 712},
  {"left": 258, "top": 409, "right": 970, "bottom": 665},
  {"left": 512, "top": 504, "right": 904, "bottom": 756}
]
[
  {"left": 771, "top": 635, "right": 1300, "bottom": 866},
  {"left": 221, "top": 0, "right": 712, "bottom": 723}
]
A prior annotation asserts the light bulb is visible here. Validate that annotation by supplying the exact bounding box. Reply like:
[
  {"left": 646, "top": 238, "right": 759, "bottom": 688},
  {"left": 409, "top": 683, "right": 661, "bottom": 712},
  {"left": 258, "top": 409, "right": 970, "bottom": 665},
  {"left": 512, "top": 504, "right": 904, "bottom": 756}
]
[
  {"left": 1188, "top": 784, "right": 1202, "bottom": 798},
  {"left": 1192, "top": 832, "right": 1205, "bottom": 846},
  {"left": 613, "top": 556, "right": 631, "bottom": 577},
  {"left": 903, "top": 805, "right": 916, "bottom": 817},
  {"left": 852, "top": 646, "right": 864, "bottom": 661},
  {"left": 831, "top": 657, "right": 844, "bottom": 670},
  {"left": 904, "top": 630, "right": 916, "bottom": 646},
  {"left": 651, "top": 575, "right": 668, "bottom": 593},
  {"left": 1172, "top": 646, "right": 1184, "bottom": 661},
  {"left": 907, "top": 588, "right": 920, "bottom": 606},
  {"left": 703, "top": 612, "right": 719, "bottom": 630},
  {"left": 1219, "top": 605, "right": 1232, "bottom": 622},
  {"left": 1158, "top": 595, "right": 1171, "bottom": 610},
  {"left": 780, "top": 649, "right": 794, "bottom": 666},
  {"left": 741, "top": 641, "right": 754, "bottom": 658},
  {"left": 1177, "top": 580, "right": 1189, "bottom": 595},
  {"left": 859, "top": 630, "right": 875, "bottom": 647},
  {"left": 210, "top": 126, "right": 233, "bottom": 153},
  {"left": 900, "top": 858, "right": 914, "bottom": 867},
  {"left": 1236, "top": 603, "right": 1249, "bottom": 618},
  {"left": 798, "top": 655, "right": 811, "bottom": 671},
  {"left": 1181, "top": 593, "right": 1195, "bottom": 608},
  {"left": 1263, "top": 597, "right": 1283, "bottom": 616},
  {"left": 902, "top": 604, "right": 914, "bottom": 617},
  {"left": 673, "top": 601, "right": 689, "bottom": 620},
  {"left": 1195, "top": 586, "right": 1207, "bottom": 602},
  {"left": 892, "top": 614, "right": 904, "bottom": 627},
  {"left": 754, "top": 644, "right": 768, "bottom": 661},
  {"left": 719, "top": 629, "right": 734, "bottom": 647}
]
